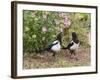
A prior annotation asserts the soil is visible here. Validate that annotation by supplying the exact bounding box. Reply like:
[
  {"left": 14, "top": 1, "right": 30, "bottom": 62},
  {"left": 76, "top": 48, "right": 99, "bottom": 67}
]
[{"left": 23, "top": 48, "right": 91, "bottom": 69}]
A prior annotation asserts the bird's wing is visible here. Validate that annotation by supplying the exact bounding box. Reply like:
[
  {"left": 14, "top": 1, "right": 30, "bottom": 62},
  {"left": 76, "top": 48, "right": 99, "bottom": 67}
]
[
  {"left": 46, "top": 41, "right": 59, "bottom": 51},
  {"left": 52, "top": 40, "right": 59, "bottom": 44},
  {"left": 67, "top": 41, "right": 74, "bottom": 49},
  {"left": 62, "top": 41, "right": 74, "bottom": 49}
]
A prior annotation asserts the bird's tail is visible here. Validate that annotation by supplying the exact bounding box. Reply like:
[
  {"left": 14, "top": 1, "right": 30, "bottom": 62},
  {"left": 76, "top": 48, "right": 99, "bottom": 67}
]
[{"left": 44, "top": 47, "right": 49, "bottom": 51}]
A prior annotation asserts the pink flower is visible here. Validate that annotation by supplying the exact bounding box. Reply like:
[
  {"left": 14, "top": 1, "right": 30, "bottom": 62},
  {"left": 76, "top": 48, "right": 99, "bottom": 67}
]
[
  {"left": 67, "top": 21, "right": 71, "bottom": 26},
  {"left": 32, "top": 12, "right": 35, "bottom": 17},
  {"left": 64, "top": 16, "right": 71, "bottom": 28},
  {"left": 64, "top": 17, "right": 68, "bottom": 21},
  {"left": 59, "top": 12, "right": 65, "bottom": 17},
  {"left": 42, "top": 27, "right": 48, "bottom": 32}
]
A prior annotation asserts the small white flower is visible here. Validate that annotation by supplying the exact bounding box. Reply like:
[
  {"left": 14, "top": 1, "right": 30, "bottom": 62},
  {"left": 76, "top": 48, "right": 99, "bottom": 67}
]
[
  {"left": 43, "top": 15, "right": 47, "bottom": 19},
  {"left": 32, "top": 34, "right": 36, "bottom": 38},
  {"left": 54, "top": 19, "right": 60, "bottom": 25},
  {"left": 60, "top": 28, "right": 63, "bottom": 32},
  {"left": 42, "top": 27, "right": 48, "bottom": 32}
]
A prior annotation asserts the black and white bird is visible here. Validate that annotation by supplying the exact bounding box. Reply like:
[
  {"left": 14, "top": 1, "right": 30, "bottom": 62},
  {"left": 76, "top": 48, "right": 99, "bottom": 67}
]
[
  {"left": 45, "top": 32, "right": 62, "bottom": 57},
  {"left": 63, "top": 32, "right": 79, "bottom": 58}
]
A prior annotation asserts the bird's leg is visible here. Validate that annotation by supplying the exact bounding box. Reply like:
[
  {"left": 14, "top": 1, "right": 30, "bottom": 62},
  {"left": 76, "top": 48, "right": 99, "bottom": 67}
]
[
  {"left": 73, "top": 51, "right": 76, "bottom": 58},
  {"left": 52, "top": 52, "right": 56, "bottom": 57},
  {"left": 52, "top": 51, "right": 58, "bottom": 61},
  {"left": 70, "top": 50, "right": 74, "bottom": 59},
  {"left": 73, "top": 51, "right": 79, "bottom": 60},
  {"left": 73, "top": 51, "right": 75, "bottom": 56}
]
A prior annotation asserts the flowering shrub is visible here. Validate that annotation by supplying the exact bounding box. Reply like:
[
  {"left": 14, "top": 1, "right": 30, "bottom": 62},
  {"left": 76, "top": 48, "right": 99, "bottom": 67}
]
[{"left": 23, "top": 10, "right": 91, "bottom": 53}]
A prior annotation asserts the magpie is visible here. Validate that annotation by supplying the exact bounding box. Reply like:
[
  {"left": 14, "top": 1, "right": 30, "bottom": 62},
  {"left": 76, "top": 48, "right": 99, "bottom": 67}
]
[
  {"left": 62, "top": 32, "right": 79, "bottom": 58},
  {"left": 45, "top": 32, "right": 62, "bottom": 57}
]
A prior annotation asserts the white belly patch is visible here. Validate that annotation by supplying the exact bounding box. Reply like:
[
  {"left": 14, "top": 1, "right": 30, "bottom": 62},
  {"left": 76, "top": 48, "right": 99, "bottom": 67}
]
[
  {"left": 51, "top": 43, "right": 61, "bottom": 51},
  {"left": 70, "top": 43, "right": 79, "bottom": 50}
]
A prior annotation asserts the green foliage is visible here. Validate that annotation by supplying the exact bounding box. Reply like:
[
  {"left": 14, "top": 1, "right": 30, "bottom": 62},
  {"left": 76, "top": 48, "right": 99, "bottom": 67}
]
[
  {"left": 23, "top": 11, "right": 61, "bottom": 53},
  {"left": 60, "top": 13, "right": 91, "bottom": 48},
  {"left": 23, "top": 10, "right": 91, "bottom": 54}
]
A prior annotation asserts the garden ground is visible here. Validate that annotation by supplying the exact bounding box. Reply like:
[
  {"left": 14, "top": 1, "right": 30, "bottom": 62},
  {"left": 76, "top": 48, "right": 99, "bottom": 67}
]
[{"left": 23, "top": 48, "right": 90, "bottom": 69}]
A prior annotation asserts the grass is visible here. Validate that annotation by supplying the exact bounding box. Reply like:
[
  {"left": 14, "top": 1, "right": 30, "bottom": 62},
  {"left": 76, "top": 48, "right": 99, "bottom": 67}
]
[{"left": 23, "top": 48, "right": 91, "bottom": 69}]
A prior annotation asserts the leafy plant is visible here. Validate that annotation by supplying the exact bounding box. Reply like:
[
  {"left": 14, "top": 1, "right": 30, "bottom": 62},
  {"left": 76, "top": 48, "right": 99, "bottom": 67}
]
[{"left": 23, "top": 10, "right": 91, "bottom": 54}]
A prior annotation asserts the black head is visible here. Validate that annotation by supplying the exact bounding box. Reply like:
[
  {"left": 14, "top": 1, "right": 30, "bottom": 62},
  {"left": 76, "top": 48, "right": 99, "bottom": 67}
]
[
  {"left": 72, "top": 32, "right": 79, "bottom": 43},
  {"left": 72, "top": 32, "right": 77, "bottom": 39},
  {"left": 56, "top": 32, "right": 62, "bottom": 44}
]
